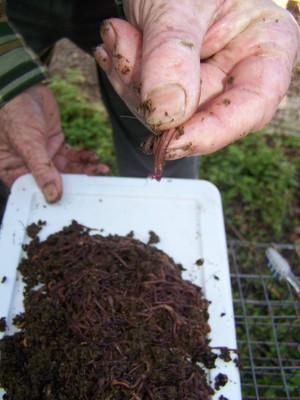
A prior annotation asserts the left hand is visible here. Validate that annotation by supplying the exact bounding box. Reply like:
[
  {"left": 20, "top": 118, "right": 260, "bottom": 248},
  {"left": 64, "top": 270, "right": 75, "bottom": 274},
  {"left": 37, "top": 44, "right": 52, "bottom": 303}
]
[
  {"left": 0, "top": 84, "right": 109, "bottom": 202},
  {"left": 96, "top": 0, "right": 300, "bottom": 159}
]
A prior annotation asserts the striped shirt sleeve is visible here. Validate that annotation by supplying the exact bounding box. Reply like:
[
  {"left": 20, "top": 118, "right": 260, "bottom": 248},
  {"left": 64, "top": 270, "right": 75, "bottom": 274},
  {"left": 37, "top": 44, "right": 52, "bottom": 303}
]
[{"left": 0, "top": 2, "right": 48, "bottom": 107}]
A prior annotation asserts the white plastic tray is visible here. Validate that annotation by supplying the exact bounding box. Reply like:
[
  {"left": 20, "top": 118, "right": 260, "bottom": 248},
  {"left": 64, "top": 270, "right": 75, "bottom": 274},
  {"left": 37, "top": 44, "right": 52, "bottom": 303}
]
[{"left": 0, "top": 174, "right": 241, "bottom": 399}]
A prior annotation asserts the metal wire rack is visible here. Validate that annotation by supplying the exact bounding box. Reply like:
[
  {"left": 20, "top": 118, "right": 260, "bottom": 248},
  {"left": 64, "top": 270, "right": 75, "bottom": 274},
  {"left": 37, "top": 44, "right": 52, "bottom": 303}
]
[{"left": 227, "top": 240, "right": 300, "bottom": 400}]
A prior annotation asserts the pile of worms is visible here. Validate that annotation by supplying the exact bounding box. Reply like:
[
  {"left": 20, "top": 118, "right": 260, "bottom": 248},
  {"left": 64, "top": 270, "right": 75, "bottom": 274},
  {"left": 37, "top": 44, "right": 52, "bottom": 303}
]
[{"left": 0, "top": 220, "right": 230, "bottom": 399}]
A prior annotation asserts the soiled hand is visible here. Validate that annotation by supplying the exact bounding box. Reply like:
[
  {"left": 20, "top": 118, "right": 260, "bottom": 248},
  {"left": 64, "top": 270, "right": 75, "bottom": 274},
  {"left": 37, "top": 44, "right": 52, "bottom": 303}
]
[
  {"left": 0, "top": 84, "right": 109, "bottom": 202},
  {"left": 96, "top": 0, "right": 300, "bottom": 161}
]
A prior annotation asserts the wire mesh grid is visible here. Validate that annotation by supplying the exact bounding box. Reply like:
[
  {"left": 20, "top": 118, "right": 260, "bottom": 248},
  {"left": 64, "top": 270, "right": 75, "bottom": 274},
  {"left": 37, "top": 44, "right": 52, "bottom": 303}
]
[{"left": 227, "top": 240, "right": 300, "bottom": 400}]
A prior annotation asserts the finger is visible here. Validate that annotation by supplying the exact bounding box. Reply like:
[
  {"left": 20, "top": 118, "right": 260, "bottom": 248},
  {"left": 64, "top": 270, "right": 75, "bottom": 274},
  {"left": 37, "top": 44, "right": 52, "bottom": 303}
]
[
  {"left": 53, "top": 154, "right": 110, "bottom": 175},
  {"left": 201, "top": 0, "right": 299, "bottom": 59},
  {"left": 0, "top": 153, "right": 28, "bottom": 173},
  {"left": 166, "top": 54, "right": 293, "bottom": 158},
  {"left": 11, "top": 131, "right": 63, "bottom": 203},
  {"left": 53, "top": 145, "right": 110, "bottom": 175},
  {"left": 57, "top": 144, "right": 100, "bottom": 163},
  {"left": 0, "top": 163, "right": 30, "bottom": 188},
  {"left": 96, "top": 18, "right": 142, "bottom": 112},
  {"left": 126, "top": 0, "right": 219, "bottom": 130}
]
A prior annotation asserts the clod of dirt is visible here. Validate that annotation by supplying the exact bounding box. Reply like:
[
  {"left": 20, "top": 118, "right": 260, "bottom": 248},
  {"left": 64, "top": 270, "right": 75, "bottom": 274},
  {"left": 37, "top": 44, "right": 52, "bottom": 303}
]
[
  {"left": 0, "top": 317, "right": 6, "bottom": 332},
  {"left": 147, "top": 230, "right": 160, "bottom": 245}
]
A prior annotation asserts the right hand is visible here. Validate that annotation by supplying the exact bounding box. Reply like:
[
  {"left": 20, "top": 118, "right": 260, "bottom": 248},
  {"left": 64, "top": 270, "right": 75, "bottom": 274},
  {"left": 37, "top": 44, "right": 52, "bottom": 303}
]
[
  {"left": 96, "top": 0, "right": 300, "bottom": 157},
  {"left": 0, "top": 83, "right": 109, "bottom": 203}
]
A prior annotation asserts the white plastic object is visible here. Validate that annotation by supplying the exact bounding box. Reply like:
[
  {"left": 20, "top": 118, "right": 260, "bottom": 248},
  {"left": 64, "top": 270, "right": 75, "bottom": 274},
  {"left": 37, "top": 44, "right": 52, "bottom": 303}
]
[{"left": 0, "top": 174, "right": 242, "bottom": 399}]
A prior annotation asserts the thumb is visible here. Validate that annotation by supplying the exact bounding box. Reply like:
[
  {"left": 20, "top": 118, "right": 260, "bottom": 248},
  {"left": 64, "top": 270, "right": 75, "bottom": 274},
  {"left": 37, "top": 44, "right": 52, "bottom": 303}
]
[
  {"left": 18, "top": 135, "right": 63, "bottom": 203},
  {"left": 15, "top": 87, "right": 64, "bottom": 203},
  {"left": 124, "top": 0, "right": 218, "bottom": 130}
]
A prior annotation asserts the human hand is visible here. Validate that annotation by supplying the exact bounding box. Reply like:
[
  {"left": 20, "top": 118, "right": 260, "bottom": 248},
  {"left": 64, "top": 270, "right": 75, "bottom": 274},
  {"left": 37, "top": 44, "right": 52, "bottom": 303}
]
[
  {"left": 96, "top": 0, "right": 300, "bottom": 177},
  {"left": 0, "top": 84, "right": 109, "bottom": 202}
]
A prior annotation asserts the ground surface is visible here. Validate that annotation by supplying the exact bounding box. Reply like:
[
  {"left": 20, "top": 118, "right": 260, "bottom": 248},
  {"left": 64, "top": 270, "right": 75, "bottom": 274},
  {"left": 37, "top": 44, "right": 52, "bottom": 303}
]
[
  {"left": 49, "top": 38, "right": 300, "bottom": 137},
  {"left": 49, "top": 39, "right": 102, "bottom": 103}
]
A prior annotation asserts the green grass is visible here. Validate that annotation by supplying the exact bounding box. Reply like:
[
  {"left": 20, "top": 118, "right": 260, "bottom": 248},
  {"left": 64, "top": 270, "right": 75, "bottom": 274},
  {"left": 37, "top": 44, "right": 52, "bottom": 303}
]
[
  {"left": 50, "top": 70, "right": 300, "bottom": 244},
  {"left": 199, "top": 132, "right": 300, "bottom": 242},
  {"left": 49, "top": 70, "right": 117, "bottom": 174}
]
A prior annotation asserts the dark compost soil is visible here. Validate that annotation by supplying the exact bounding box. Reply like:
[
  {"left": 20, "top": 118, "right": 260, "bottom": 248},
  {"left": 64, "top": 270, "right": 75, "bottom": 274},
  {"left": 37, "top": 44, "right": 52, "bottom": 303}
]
[{"left": 0, "top": 221, "right": 232, "bottom": 400}]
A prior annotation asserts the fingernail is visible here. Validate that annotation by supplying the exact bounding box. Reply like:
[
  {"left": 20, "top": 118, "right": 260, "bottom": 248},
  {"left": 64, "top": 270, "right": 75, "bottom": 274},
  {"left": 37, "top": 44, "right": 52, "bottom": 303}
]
[
  {"left": 94, "top": 45, "right": 111, "bottom": 72},
  {"left": 144, "top": 84, "right": 186, "bottom": 126},
  {"left": 100, "top": 20, "right": 117, "bottom": 51},
  {"left": 43, "top": 183, "right": 59, "bottom": 203}
]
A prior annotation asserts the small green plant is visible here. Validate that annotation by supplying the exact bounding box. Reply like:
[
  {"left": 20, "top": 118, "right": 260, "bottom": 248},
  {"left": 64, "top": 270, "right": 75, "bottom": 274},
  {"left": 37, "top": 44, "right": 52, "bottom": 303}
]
[
  {"left": 49, "top": 70, "right": 116, "bottom": 174},
  {"left": 199, "top": 132, "right": 300, "bottom": 242}
]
